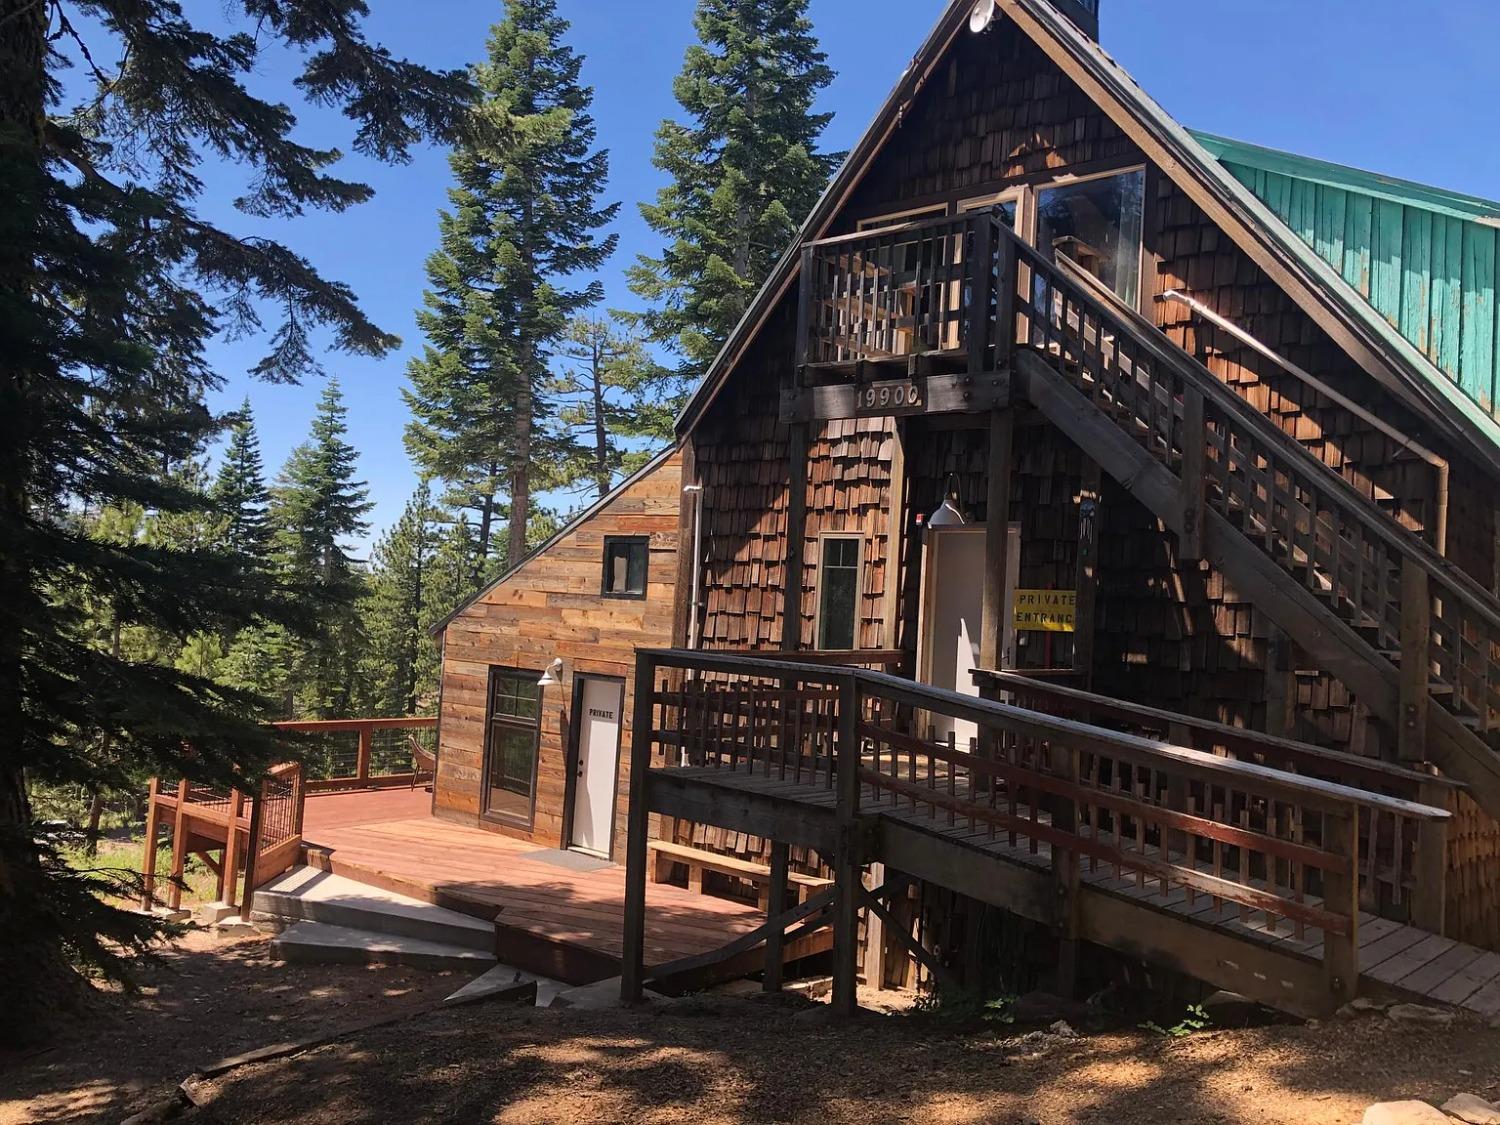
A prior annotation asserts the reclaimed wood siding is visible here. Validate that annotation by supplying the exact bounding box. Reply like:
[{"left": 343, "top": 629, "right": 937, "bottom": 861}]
[
  {"left": 434, "top": 452, "right": 682, "bottom": 856},
  {"left": 1223, "top": 161, "right": 1500, "bottom": 421}
]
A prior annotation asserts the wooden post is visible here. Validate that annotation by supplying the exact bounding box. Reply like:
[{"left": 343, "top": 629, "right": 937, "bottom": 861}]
[
  {"left": 168, "top": 780, "right": 188, "bottom": 911},
  {"left": 1179, "top": 386, "right": 1206, "bottom": 560},
  {"left": 1398, "top": 558, "right": 1431, "bottom": 763},
  {"left": 967, "top": 212, "right": 996, "bottom": 377},
  {"left": 621, "top": 651, "right": 658, "bottom": 1004},
  {"left": 832, "top": 674, "right": 863, "bottom": 1016},
  {"left": 980, "top": 410, "right": 1015, "bottom": 671},
  {"left": 356, "top": 723, "right": 373, "bottom": 783},
  {"left": 1052, "top": 742, "right": 1083, "bottom": 997},
  {"left": 1322, "top": 806, "right": 1361, "bottom": 1010},
  {"left": 222, "top": 788, "right": 245, "bottom": 910},
  {"left": 1072, "top": 463, "right": 1103, "bottom": 688},
  {"left": 140, "top": 778, "right": 162, "bottom": 910},
  {"left": 1412, "top": 782, "right": 1450, "bottom": 936},
  {"left": 1264, "top": 626, "right": 1296, "bottom": 740},
  {"left": 994, "top": 219, "right": 1019, "bottom": 370},
  {"left": 863, "top": 861, "right": 889, "bottom": 991},
  {"left": 764, "top": 840, "right": 790, "bottom": 992},
  {"left": 239, "top": 780, "right": 264, "bottom": 921}
]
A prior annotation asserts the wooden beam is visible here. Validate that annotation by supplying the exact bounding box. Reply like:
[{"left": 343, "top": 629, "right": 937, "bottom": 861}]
[
  {"left": 780, "top": 372, "right": 1011, "bottom": 424},
  {"left": 1179, "top": 387, "right": 1206, "bottom": 560},
  {"left": 981, "top": 410, "right": 1016, "bottom": 671},
  {"left": 1322, "top": 808, "right": 1361, "bottom": 1009},
  {"left": 857, "top": 884, "right": 959, "bottom": 992},
  {"left": 669, "top": 438, "right": 697, "bottom": 651},
  {"left": 620, "top": 651, "right": 656, "bottom": 1004},
  {"left": 646, "top": 887, "right": 835, "bottom": 985},
  {"left": 862, "top": 862, "right": 888, "bottom": 991},
  {"left": 764, "top": 841, "right": 790, "bottom": 993},
  {"left": 1264, "top": 626, "right": 1296, "bottom": 740},
  {"left": 644, "top": 771, "right": 840, "bottom": 854},
  {"left": 1412, "top": 780, "right": 1451, "bottom": 936},
  {"left": 168, "top": 780, "right": 188, "bottom": 911},
  {"left": 881, "top": 421, "right": 907, "bottom": 658},
  {"left": 140, "top": 779, "right": 162, "bottom": 910}
]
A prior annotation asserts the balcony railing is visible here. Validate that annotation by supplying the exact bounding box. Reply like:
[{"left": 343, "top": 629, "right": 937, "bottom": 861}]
[{"left": 797, "top": 210, "right": 1009, "bottom": 376}]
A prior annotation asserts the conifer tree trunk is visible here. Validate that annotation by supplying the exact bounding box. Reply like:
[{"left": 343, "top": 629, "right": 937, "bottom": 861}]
[
  {"left": 0, "top": 0, "right": 48, "bottom": 887},
  {"left": 592, "top": 355, "right": 610, "bottom": 500},
  {"left": 510, "top": 381, "right": 533, "bottom": 569}
]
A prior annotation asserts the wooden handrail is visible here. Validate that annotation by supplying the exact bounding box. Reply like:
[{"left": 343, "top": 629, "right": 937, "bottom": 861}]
[
  {"left": 1006, "top": 224, "right": 1500, "bottom": 750},
  {"left": 973, "top": 669, "right": 1461, "bottom": 798}
]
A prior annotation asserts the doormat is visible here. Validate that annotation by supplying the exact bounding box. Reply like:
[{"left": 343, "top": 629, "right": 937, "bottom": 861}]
[{"left": 521, "top": 849, "right": 615, "bottom": 873}]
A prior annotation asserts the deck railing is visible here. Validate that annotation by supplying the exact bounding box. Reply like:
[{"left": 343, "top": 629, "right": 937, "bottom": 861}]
[
  {"left": 976, "top": 669, "right": 1458, "bottom": 931},
  {"left": 635, "top": 648, "right": 1453, "bottom": 1004},
  {"left": 798, "top": 210, "right": 1005, "bottom": 372},
  {"left": 274, "top": 716, "right": 438, "bottom": 791}
]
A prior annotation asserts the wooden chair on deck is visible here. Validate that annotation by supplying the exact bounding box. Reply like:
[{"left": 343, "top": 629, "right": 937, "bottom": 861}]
[{"left": 407, "top": 735, "right": 436, "bottom": 789}]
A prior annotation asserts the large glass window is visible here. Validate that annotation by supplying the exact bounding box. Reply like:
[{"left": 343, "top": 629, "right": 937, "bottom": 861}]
[
  {"left": 483, "top": 669, "right": 541, "bottom": 825},
  {"left": 816, "top": 536, "right": 863, "bottom": 651},
  {"left": 1036, "top": 169, "right": 1146, "bottom": 307}
]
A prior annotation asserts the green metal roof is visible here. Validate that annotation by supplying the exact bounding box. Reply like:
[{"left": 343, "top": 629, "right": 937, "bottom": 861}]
[{"left": 1192, "top": 130, "right": 1500, "bottom": 420}]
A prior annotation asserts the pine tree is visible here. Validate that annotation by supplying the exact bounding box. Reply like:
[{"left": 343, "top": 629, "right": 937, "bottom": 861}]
[
  {"left": 360, "top": 483, "right": 442, "bottom": 717},
  {"left": 626, "top": 0, "right": 838, "bottom": 413},
  {"left": 554, "top": 315, "right": 671, "bottom": 501},
  {"left": 211, "top": 400, "right": 273, "bottom": 563},
  {"left": 271, "top": 381, "right": 373, "bottom": 719},
  {"left": 406, "top": 0, "right": 618, "bottom": 575},
  {"left": 0, "top": 0, "right": 467, "bottom": 1031}
]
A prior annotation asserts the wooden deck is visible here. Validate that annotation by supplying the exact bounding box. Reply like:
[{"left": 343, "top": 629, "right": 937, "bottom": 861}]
[
  {"left": 652, "top": 764, "right": 1500, "bottom": 1018},
  {"left": 299, "top": 788, "right": 776, "bottom": 983}
]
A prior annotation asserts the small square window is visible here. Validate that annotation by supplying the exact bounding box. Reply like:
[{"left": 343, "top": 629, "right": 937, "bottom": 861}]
[{"left": 602, "top": 536, "right": 649, "bottom": 599}]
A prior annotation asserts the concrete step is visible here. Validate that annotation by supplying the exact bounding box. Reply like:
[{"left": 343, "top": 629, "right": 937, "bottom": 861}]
[
  {"left": 444, "top": 964, "right": 569, "bottom": 1008},
  {"left": 270, "top": 921, "right": 497, "bottom": 972},
  {"left": 253, "top": 866, "right": 496, "bottom": 953}
]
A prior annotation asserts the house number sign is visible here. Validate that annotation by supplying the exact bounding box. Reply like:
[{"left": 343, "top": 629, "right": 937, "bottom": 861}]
[{"left": 856, "top": 380, "right": 924, "bottom": 415}]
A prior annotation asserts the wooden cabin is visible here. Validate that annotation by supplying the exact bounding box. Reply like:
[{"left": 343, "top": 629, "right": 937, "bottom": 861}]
[
  {"left": 430, "top": 447, "right": 684, "bottom": 860},
  {"left": 423, "top": 0, "right": 1500, "bottom": 1015},
  {"left": 608, "top": 0, "right": 1500, "bottom": 1016}
]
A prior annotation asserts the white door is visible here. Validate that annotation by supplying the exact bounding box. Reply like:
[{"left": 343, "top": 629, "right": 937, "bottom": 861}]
[
  {"left": 917, "top": 526, "right": 1021, "bottom": 749},
  {"left": 570, "top": 677, "right": 624, "bottom": 857}
]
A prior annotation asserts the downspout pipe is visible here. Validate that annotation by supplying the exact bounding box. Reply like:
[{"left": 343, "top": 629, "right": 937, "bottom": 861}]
[
  {"left": 1159, "top": 289, "right": 1451, "bottom": 556},
  {"left": 683, "top": 485, "right": 705, "bottom": 650}
]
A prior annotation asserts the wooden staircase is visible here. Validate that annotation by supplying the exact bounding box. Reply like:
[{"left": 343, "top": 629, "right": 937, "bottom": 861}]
[{"left": 1002, "top": 226, "right": 1500, "bottom": 819}]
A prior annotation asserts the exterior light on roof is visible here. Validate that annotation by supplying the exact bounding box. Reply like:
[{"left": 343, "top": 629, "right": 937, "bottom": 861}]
[
  {"left": 969, "top": 0, "right": 998, "bottom": 34},
  {"left": 927, "top": 474, "right": 969, "bottom": 528}
]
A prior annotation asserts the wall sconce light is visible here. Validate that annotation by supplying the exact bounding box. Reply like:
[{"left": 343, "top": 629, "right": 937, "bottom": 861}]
[{"left": 537, "top": 658, "right": 564, "bottom": 688}]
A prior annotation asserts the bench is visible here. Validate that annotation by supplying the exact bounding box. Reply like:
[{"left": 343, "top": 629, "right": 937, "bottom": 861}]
[{"left": 647, "top": 839, "right": 833, "bottom": 909}]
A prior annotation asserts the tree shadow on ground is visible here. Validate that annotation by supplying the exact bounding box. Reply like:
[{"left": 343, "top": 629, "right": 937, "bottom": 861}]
[{"left": 187, "top": 994, "right": 1500, "bottom": 1125}]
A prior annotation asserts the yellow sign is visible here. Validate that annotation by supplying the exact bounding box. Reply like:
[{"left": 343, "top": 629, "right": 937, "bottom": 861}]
[{"left": 1013, "top": 589, "right": 1077, "bottom": 633}]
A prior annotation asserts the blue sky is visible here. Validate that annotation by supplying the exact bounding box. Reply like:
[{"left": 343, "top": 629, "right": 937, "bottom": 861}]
[{"left": 184, "top": 0, "right": 1500, "bottom": 552}]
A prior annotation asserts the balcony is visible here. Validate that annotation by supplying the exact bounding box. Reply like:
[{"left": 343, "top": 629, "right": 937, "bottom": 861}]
[{"left": 787, "top": 209, "right": 1013, "bottom": 423}]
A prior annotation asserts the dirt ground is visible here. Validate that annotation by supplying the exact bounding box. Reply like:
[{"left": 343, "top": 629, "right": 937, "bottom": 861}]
[
  {"left": 0, "top": 928, "right": 467, "bottom": 1125},
  {"left": 9, "top": 933, "right": 1500, "bottom": 1125},
  {"left": 185, "top": 995, "right": 1500, "bottom": 1125}
]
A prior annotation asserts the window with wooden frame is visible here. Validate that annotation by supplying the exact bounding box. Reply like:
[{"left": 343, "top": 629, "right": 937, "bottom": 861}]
[
  {"left": 601, "top": 536, "right": 649, "bottom": 599},
  {"left": 482, "top": 668, "right": 541, "bottom": 827},
  {"left": 815, "top": 534, "right": 864, "bottom": 651},
  {"left": 1035, "top": 166, "right": 1147, "bottom": 307}
]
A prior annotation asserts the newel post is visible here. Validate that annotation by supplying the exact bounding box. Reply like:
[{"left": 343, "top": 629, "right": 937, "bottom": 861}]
[
  {"left": 140, "top": 778, "right": 162, "bottom": 910},
  {"left": 356, "top": 723, "right": 373, "bottom": 783},
  {"left": 239, "top": 778, "right": 265, "bottom": 921},
  {"left": 1412, "top": 781, "right": 1450, "bottom": 936},
  {"left": 621, "top": 650, "right": 658, "bottom": 1004},
  {"left": 967, "top": 212, "right": 996, "bottom": 377},
  {"left": 1398, "top": 558, "right": 1431, "bottom": 763},
  {"left": 832, "top": 672, "right": 863, "bottom": 1016},
  {"left": 994, "top": 217, "right": 1019, "bottom": 369},
  {"left": 1322, "top": 805, "right": 1361, "bottom": 1011}
]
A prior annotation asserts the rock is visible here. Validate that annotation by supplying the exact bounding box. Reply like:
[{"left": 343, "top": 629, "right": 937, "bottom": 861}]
[
  {"left": 1009, "top": 991, "right": 1091, "bottom": 1025},
  {"left": 1048, "top": 1020, "right": 1080, "bottom": 1039},
  {"left": 1361, "top": 1101, "right": 1455, "bottom": 1125},
  {"left": 786, "top": 976, "right": 833, "bottom": 1000},
  {"left": 1386, "top": 1003, "right": 1456, "bottom": 1026},
  {"left": 1442, "top": 1093, "right": 1500, "bottom": 1125},
  {"left": 1202, "top": 990, "right": 1260, "bottom": 1026},
  {"left": 1351, "top": 996, "right": 1393, "bottom": 1012}
]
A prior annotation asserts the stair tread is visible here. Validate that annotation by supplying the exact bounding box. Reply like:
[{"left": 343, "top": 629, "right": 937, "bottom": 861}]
[{"left": 272, "top": 920, "right": 495, "bottom": 962}]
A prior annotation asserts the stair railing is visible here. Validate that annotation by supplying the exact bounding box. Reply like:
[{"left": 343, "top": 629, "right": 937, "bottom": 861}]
[{"left": 1001, "top": 224, "right": 1500, "bottom": 747}]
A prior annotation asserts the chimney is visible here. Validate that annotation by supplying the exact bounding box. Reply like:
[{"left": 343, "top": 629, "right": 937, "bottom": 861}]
[{"left": 1054, "top": 0, "right": 1100, "bottom": 40}]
